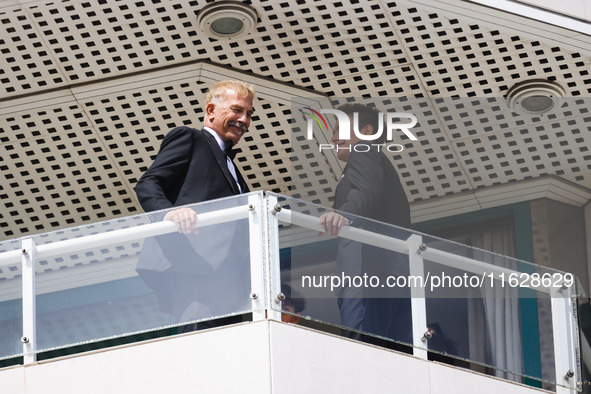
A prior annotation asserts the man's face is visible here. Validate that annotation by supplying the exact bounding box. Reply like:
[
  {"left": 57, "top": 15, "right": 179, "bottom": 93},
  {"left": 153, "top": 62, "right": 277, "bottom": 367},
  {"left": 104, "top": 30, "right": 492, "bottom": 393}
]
[
  {"left": 205, "top": 89, "right": 254, "bottom": 147},
  {"left": 331, "top": 115, "right": 370, "bottom": 162}
]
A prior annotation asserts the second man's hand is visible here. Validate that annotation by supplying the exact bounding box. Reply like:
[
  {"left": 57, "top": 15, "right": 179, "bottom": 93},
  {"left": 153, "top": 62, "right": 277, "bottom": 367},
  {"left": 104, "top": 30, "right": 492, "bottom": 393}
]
[
  {"left": 164, "top": 207, "right": 199, "bottom": 234},
  {"left": 319, "top": 211, "right": 350, "bottom": 237}
]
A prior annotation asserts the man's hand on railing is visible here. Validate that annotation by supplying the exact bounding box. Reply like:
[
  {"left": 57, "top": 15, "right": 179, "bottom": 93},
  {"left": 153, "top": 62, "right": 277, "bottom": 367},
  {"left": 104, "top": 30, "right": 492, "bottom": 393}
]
[
  {"left": 319, "top": 212, "right": 350, "bottom": 237},
  {"left": 164, "top": 207, "right": 199, "bottom": 234}
]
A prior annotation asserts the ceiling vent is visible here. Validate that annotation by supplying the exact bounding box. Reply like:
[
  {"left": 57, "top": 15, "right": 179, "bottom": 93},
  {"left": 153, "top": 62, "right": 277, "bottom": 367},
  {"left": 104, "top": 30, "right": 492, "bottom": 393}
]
[
  {"left": 506, "top": 79, "right": 565, "bottom": 115},
  {"left": 197, "top": 1, "right": 258, "bottom": 40}
]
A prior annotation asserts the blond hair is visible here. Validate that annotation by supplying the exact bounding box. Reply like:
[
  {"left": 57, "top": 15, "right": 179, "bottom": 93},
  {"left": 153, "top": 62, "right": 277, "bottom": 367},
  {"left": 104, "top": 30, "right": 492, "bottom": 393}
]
[{"left": 205, "top": 80, "right": 255, "bottom": 105}]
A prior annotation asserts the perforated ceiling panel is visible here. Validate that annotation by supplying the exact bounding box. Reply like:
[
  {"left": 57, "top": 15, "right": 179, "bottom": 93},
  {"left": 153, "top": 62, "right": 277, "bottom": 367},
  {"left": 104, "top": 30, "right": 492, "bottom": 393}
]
[
  {"left": 0, "top": 99, "right": 138, "bottom": 236},
  {"left": 0, "top": 66, "right": 297, "bottom": 238},
  {"left": 1, "top": 0, "right": 590, "bottom": 240},
  {"left": 441, "top": 97, "right": 591, "bottom": 190},
  {"left": 1, "top": 0, "right": 200, "bottom": 96}
]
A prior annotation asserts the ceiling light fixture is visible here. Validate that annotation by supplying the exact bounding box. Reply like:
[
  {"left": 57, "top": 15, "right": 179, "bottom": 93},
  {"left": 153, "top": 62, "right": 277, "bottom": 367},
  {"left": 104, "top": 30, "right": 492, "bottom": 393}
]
[
  {"left": 506, "top": 79, "right": 565, "bottom": 115},
  {"left": 197, "top": 1, "right": 258, "bottom": 40}
]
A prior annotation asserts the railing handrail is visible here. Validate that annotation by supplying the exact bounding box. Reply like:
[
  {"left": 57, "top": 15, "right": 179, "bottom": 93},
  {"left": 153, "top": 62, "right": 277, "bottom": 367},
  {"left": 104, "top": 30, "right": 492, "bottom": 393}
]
[
  {"left": 0, "top": 205, "right": 250, "bottom": 268},
  {"left": 0, "top": 194, "right": 572, "bottom": 294},
  {"left": 276, "top": 208, "right": 563, "bottom": 294}
]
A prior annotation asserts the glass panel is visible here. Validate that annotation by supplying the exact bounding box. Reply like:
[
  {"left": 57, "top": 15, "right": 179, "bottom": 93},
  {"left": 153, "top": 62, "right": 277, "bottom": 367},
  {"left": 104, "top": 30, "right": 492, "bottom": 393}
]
[
  {"left": 0, "top": 239, "right": 23, "bottom": 360},
  {"left": 269, "top": 192, "right": 580, "bottom": 391},
  {"left": 0, "top": 192, "right": 258, "bottom": 357},
  {"left": 576, "top": 280, "right": 591, "bottom": 391},
  {"left": 418, "top": 233, "right": 578, "bottom": 390}
]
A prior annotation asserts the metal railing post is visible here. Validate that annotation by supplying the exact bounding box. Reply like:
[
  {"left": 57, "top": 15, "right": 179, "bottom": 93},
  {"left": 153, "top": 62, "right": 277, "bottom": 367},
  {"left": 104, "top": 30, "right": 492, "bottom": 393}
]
[
  {"left": 21, "top": 238, "right": 37, "bottom": 364},
  {"left": 248, "top": 193, "right": 266, "bottom": 321},
  {"left": 552, "top": 285, "right": 579, "bottom": 393},
  {"left": 266, "top": 195, "right": 283, "bottom": 322},
  {"left": 407, "top": 234, "right": 428, "bottom": 360}
]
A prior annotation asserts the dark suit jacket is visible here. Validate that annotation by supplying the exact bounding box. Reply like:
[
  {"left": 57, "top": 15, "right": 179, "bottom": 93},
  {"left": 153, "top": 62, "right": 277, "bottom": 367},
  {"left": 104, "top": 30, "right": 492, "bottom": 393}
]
[
  {"left": 334, "top": 144, "right": 409, "bottom": 228},
  {"left": 334, "top": 143, "right": 412, "bottom": 340},
  {"left": 134, "top": 126, "right": 250, "bottom": 314},
  {"left": 135, "top": 126, "right": 249, "bottom": 211},
  {"left": 333, "top": 142, "right": 410, "bottom": 282}
]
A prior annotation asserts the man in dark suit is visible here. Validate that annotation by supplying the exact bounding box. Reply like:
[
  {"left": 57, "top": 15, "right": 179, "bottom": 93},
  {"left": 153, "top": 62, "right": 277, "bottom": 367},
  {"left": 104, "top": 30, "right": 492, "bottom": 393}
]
[
  {"left": 319, "top": 103, "right": 412, "bottom": 348},
  {"left": 134, "top": 80, "right": 255, "bottom": 330}
]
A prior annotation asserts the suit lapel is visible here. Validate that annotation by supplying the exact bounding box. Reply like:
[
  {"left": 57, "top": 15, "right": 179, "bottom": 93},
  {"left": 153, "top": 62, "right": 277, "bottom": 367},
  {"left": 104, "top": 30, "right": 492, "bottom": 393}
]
[
  {"left": 201, "top": 129, "right": 242, "bottom": 195},
  {"left": 334, "top": 164, "right": 351, "bottom": 209}
]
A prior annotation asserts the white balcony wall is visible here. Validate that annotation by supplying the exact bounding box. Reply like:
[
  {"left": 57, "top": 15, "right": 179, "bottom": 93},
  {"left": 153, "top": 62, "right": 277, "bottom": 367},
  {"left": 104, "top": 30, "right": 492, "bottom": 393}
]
[{"left": 0, "top": 320, "right": 549, "bottom": 394}]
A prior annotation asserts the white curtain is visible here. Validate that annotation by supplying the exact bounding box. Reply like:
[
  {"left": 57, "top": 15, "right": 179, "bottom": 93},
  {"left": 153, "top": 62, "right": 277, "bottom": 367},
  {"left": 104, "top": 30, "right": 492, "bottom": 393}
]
[{"left": 456, "top": 228, "right": 524, "bottom": 381}]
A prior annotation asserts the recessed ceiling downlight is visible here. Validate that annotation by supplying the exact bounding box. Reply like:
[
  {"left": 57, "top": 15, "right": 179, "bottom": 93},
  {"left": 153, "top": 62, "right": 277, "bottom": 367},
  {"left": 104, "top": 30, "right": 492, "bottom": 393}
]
[
  {"left": 197, "top": 1, "right": 258, "bottom": 40},
  {"left": 507, "top": 79, "right": 565, "bottom": 115}
]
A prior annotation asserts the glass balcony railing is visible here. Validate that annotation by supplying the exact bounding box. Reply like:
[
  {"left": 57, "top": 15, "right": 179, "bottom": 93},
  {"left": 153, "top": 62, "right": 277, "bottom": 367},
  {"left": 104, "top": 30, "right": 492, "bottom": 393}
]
[
  {"left": 0, "top": 191, "right": 584, "bottom": 392},
  {"left": 0, "top": 192, "right": 265, "bottom": 363},
  {"left": 268, "top": 192, "right": 584, "bottom": 392}
]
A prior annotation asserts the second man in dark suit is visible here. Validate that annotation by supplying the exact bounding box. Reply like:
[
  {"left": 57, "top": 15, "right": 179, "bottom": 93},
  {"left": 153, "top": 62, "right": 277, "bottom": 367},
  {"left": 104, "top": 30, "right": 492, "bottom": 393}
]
[{"left": 319, "top": 103, "right": 413, "bottom": 348}]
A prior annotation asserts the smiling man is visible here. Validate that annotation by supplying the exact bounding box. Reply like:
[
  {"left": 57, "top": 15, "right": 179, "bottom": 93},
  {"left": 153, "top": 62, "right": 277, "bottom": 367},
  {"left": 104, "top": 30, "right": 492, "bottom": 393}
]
[
  {"left": 134, "top": 80, "right": 255, "bottom": 332},
  {"left": 135, "top": 80, "right": 255, "bottom": 233}
]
